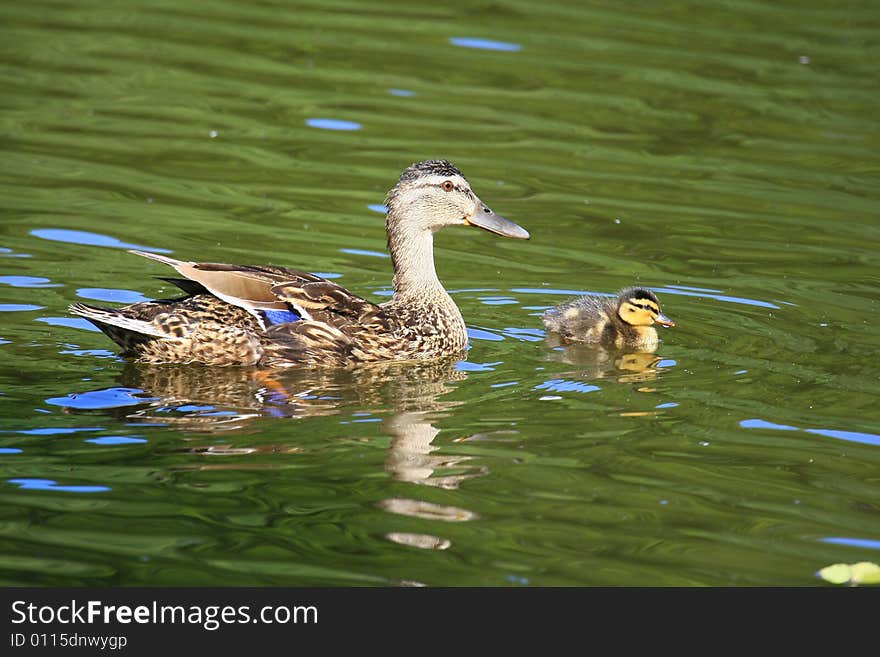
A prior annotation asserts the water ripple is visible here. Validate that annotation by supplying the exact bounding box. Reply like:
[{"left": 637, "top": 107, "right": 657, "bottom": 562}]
[
  {"left": 7, "top": 478, "right": 110, "bottom": 493},
  {"left": 305, "top": 118, "right": 363, "bottom": 131},
  {"left": 339, "top": 248, "right": 389, "bottom": 259},
  {"left": 0, "top": 276, "right": 61, "bottom": 288},
  {"left": 741, "top": 419, "right": 880, "bottom": 446},
  {"left": 30, "top": 229, "right": 172, "bottom": 253},
  {"left": 45, "top": 388, "right": 158, "bottom": 410},
  {"left": 450, "top": 37, "right": 522, "bottom": 52},
  {"left": 0, "top": 304, "right": 44, "bottom": 312},
  {"left": 36, "top": 317, "right": 100, "bottom": 332},
  {"left": 819, "top": 537, "right": 880, "bottom": 550},
  {"left": 76, "top": 288, "right": 151, "bottom": 304},
  {"left": 85, "top": 436, "right": 148, "bottom": 445}
]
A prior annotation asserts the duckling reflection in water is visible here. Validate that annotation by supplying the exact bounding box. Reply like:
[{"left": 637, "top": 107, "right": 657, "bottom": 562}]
[
  {"left": 542, "top": 286, "right": 674, "bottom": 352},
  {"left": 545, "top": 341, "right": 665, "bottom": 384}
]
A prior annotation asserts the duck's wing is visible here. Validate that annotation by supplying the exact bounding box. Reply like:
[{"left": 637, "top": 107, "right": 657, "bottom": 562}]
[
  {"left": 269, "top": 278, "right": 391, "bottom": 330},
  {"left": 129, "top": 250, "right": 390, "bottom": 331}
]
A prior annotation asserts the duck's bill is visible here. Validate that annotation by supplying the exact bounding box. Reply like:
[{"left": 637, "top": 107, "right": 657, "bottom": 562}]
[
  {"left": 655, "top": 313, "right": 675, "bottom": 327},
  {"left": 465, "top": 206, "right": 530, "bottom": 239}
]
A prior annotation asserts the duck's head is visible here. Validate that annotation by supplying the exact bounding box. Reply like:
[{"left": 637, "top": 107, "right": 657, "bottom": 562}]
[
  {"left": 385, "top": 160, "right": 529, "bottom": 240},
  {"left": 616, "top": 287, "right": 675, "bottom": 328}
]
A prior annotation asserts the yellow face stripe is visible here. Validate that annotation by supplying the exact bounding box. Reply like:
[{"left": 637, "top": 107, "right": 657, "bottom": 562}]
[{"left": 626, "top": 298, "right": 660, "bottom": 315}]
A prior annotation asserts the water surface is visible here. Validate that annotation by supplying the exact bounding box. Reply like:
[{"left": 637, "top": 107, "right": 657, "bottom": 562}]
[{"left": 0, "top": 0, "right": 878, "bottom": 586}]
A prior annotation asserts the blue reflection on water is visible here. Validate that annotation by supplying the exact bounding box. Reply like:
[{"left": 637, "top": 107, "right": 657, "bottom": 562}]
[
  {"left": 45, "top": 388, "right": 157, "bottom": 410},
  {"left": 0, "top": 276, "right": 61, "bottom": 288},
  {"left": 306, "top": 118, "right": 362, "bottom": 131},
  {"left": 805, "top": 428, "right": 880, "bottom": 446},
  {"left": 740, "top": 419, "right": 799, "bottom": 431},
  {"left": 0, "top": 304, "right": 44, "bottom": 312},
  {"left": 456, "top": 361, "right": 501, "bottom": 372},
  {"left": 450, "top": 37, "right": 522, "bottom": 52},
  {"left": 535, "top": 379, "right": 601, "bottom": 394},
  {"left": 76, "top": 288, "right": 151, "bottom": 304},
  {"left": 30, "top": 228, "right": 172, "bottom": 253},
  {"left": 17, "top": 427, "right": 105, "bottom": 435},
  {"left": 86, "top": 436, "right": 148, "bottom": 445},
  {"left": 367, "top": 204, "right": 388, "bottom": 214},
  {"left": 0, "top": 448, "right": 23, "bottom": 454},
  {"left": 340, "top": 248, "right": 389, "bottom": 259},
  {"left": 8, "top": 478, "right": 110, "bottom": 493},
  {"left": 36, "top": 317, "right": 101, "bottom": 332},
  {"left": 741, "top": 418, "right": 880, "bottom": 446},
  {"left": 819, "top": 537, "right": 880, "bottom": 550},
  {"left": 467, "top": 327, "right": 503, "bottom": 342},
  {"left": 654, "top": 287, "right": 780, "bottom": 309},
  {"left": 503, "top": 327, "right": 545, "bottom": 342},
  {"left": 59, "top": 348, "right": 119, "bottom": 358},
  {"left": 0, "top": 247, "right": 31, "bottom": 258},
  {"left": 389, "top": 88, "right": 416, "bottom": 97},
  {"left": 479, "top": 296, "right": 518, "bottom": 306}
]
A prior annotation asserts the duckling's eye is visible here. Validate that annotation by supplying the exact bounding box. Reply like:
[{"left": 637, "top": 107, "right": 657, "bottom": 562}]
[{"left": 440, "top": 180, "right": 455, "bottom": 192}]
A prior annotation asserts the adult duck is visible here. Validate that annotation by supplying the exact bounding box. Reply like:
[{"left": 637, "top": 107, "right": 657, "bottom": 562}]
[{"left": 70, "top": 160, "right": 530, "bottom": 367}]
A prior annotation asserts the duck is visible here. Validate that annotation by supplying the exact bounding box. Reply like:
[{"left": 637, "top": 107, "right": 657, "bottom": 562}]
[
  {"left": 69, "top": 160, "right": 530, "bottom": 367},
  {"left": 542, "top": 287, "right": 674, "bottom": 351}
]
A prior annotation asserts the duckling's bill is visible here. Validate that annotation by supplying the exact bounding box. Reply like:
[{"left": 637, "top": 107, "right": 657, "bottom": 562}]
[
  {"left": 655, "top": 312, "right": 675, "bottom": 327},
  {"left": 464, "top": 204, "right": 530, "bottom": 239}
]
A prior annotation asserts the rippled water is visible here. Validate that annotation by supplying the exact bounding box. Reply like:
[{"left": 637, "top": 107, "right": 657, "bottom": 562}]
[{"left": 1, "top": 0, "right": 878, "bottom": 586}]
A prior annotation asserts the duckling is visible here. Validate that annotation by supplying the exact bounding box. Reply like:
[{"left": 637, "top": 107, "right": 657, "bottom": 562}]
[{"left": 542, "top": 287, "right": 674, "bottom": 351}]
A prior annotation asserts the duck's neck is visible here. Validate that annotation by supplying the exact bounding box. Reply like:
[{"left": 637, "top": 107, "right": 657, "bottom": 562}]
[
  {"left": 388, "top": 224, "right": 447, "bottom": 301},
  {"left": 384, "top": 215, "right": 467, "bottom": 352}
]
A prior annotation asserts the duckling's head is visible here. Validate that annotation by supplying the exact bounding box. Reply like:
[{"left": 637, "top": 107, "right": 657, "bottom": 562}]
[
  {"left": 385, "top": 160, "right": 529, "bottom": 239},
  {"left": 616, "top": 287, "right": 675, "bottom": 328}
]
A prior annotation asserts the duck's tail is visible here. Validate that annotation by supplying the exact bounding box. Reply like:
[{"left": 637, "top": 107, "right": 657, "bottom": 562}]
[{"left": 69, "top": 303, "right": 170, "bottom": 341}]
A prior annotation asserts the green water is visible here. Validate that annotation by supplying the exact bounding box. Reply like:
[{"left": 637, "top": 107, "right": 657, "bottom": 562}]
[{"left": 1, "top": 0, "right": 878, "bottom": 586}]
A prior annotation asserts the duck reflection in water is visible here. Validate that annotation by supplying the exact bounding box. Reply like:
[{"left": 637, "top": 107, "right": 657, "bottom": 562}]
[{"left": 64, "top": 358, "right": 493, "bottom": 552}]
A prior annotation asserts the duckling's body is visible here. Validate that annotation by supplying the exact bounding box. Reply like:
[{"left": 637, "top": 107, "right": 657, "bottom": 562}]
[
  {"left": 542, "top": 287, "right": 674, "bottom": 352},
  {"left": 70, "top": 160, "right": 529, "bottom": 368}
]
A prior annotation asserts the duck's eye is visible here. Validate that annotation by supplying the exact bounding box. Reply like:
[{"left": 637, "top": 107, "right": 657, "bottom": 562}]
[{"left": 441, "top": 180, "right": 455, "bottom": 192}]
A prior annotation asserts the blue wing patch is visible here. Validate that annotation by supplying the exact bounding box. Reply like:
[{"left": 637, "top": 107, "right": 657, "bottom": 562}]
[{"left": 262, "top": 309, "right": 302, "bottom": 325}]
